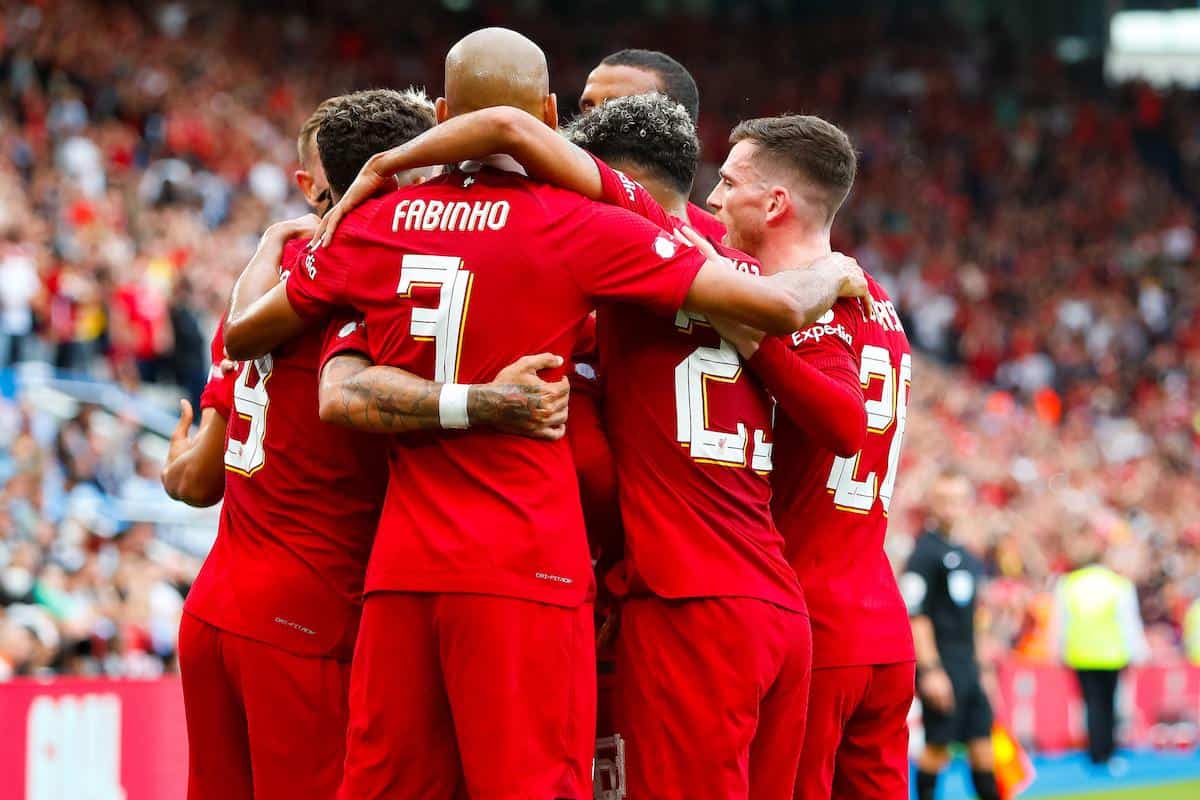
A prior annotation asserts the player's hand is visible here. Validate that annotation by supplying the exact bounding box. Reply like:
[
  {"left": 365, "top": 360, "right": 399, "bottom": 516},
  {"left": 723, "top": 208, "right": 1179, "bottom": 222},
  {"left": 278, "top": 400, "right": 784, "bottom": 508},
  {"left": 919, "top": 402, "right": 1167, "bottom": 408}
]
[
  {"left": 164, "top": 399, "right": 195, "bottom": 470},
  {"left": 812, "top": 252, "right": 874, "bottom": 317},
  {"left": 313, "top": 153, "right": 392, "bottom": 248},
  {"left": 267, "top": 213, "right": 321, "bottom": 245},
  {"left": 477, "top": 353, "right": 570, "bottom": 440},
  {"left": 919, "top": 667, "right": 956, "bottom": 713},
  {"left": 675, "top": 224, "right": 733, "bottom": 269},
  {"left": 709, "top": 314, "right": 764, "bottom": 359}
]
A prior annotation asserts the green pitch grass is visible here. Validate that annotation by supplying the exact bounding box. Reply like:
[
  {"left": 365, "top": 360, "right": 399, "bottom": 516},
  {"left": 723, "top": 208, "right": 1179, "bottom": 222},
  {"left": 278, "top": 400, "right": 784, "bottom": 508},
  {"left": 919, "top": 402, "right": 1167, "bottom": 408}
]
[{"left": 1040, "top": 780, "right": 1200, "bottom": 799}]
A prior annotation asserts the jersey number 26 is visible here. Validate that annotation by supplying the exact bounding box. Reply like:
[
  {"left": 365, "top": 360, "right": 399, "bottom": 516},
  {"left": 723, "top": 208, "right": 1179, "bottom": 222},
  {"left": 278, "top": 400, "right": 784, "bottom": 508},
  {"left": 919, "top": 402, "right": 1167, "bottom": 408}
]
[{"left": 827, "top": 345, "right": 910, "bottom": 513}]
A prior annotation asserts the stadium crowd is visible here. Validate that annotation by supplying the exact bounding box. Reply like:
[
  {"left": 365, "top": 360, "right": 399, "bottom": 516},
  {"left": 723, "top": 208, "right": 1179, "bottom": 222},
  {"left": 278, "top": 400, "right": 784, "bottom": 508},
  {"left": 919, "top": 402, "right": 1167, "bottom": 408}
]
[{"left": 0, "top": 0, "right": 1198, "bottom": 678}]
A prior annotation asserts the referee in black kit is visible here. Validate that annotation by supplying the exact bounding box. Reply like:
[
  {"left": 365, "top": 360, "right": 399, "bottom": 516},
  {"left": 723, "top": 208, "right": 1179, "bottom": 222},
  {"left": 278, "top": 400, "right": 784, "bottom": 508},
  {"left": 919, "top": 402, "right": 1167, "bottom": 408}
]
[{"left": 902, "top": 469, "right": 1001, "bottom": 800}]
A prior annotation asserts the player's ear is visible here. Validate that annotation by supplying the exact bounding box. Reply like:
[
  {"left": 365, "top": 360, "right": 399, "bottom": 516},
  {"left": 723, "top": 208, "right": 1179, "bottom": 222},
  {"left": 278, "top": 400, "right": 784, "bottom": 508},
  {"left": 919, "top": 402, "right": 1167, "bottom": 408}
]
[
  {"left": 764, "top": 184, "right": 790, "bottom": 225},
  {"left": 295, "top": 170, "right": 315, "bottom": 199},
  {"left": 544, "top": 93, "right": 559, "bottom": 130},
  {"left": 435, "top": 97, "right": 450, "bottom": 124}
]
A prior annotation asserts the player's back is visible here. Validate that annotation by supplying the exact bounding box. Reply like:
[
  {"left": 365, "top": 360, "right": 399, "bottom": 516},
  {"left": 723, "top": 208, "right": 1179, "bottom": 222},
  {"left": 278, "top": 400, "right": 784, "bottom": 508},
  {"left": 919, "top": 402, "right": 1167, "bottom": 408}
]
[
  {"left": 578, "top": 156, "right": 802, "bottom": 610},
  {"left": 289, "top": 162, "right": 704, "bottom": 609},
  {"left": 186, "top": 247, "right": 389, "bottom": 659},
  {"left": 773, "top": 273, "right": 914, "bottom": 667},
  {"left": 600, "top": 249, "right": 803, "bottom": 614}
]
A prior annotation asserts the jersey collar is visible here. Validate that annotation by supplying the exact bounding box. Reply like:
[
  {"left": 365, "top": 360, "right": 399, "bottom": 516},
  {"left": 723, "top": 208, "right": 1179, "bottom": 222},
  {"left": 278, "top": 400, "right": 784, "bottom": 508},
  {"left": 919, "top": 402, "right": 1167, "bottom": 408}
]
[{"left": 459, "top": 154, "right": 528, "bottom": 176}]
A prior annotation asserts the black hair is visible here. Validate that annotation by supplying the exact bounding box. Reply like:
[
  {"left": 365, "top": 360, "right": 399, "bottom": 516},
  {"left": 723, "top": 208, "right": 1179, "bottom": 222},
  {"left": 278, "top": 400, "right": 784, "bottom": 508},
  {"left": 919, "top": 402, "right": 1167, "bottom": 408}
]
[
  {"left": 565, "top": 92, "right": 699, "bottom": 197},
  {"left": 600, "top": 49, "right": 700, "bottom": 123}
]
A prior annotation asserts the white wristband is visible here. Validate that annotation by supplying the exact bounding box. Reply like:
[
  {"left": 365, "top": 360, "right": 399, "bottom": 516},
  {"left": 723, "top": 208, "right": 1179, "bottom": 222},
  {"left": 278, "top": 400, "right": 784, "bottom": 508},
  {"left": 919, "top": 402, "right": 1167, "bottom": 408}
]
[{"left": 439, "top": 383, "right": 471, "bottom": 430}]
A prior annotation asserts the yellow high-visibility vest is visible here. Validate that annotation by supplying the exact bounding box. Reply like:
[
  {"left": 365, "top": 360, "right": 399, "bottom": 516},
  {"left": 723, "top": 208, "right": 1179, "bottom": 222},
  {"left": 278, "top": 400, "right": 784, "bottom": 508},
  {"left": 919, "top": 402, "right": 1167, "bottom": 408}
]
[
  {"left": 1185, "top": 599, "right": 1200, "bottom": 666},
  {"left": 1062, "top": 565, "right": 1131, "bottom": 670}
]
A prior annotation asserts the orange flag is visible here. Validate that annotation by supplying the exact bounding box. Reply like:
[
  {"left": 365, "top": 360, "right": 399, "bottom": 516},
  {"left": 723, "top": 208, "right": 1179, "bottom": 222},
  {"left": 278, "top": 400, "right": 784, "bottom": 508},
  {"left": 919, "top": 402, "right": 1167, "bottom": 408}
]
[{"left": 992, "top": 723, "right": 1035, "bottom": 799}]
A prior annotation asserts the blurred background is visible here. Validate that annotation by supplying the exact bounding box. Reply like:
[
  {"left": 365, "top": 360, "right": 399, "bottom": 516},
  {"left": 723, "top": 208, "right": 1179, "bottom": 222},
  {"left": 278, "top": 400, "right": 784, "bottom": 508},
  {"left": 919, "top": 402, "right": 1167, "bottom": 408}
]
[{"left": 0, "top": 0, "right": 1198, "bottom": 798}]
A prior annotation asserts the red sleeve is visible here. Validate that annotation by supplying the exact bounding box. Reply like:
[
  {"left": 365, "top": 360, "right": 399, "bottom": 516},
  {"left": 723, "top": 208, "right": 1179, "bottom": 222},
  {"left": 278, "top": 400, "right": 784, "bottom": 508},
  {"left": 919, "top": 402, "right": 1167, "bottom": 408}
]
[
  {"left": 589, "top": 154, "right": 674, "bottom": 231},
  {"left": 319, "top": 316, "right": 370, "bottom": 370},
  {"left": 748, "top": 298, "right": 866, "bottom": 457},
  {"left": 198, "top": 321, "right": 236, "bottom": 420},
  {"left": 284, "top": 239, "right": 351, "bottom": 322},
  {"left": 686, "top": 202, "right": 725, "bottom": 241},
  {"left": 559, "top": 201, "right": 704, "bottom": 316}
]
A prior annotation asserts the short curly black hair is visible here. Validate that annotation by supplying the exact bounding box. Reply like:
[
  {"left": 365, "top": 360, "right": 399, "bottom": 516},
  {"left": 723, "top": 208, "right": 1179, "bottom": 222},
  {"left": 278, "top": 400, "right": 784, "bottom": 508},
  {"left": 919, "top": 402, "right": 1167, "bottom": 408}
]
[
  {"left": 316, "top": 88, "right": 436, "bottom": 198},
  {"left": 600, "top": 49, "right": 700, "bottom": 123},
  {"left": 565, "top": 92, "right": 699, "bottom": 197}
]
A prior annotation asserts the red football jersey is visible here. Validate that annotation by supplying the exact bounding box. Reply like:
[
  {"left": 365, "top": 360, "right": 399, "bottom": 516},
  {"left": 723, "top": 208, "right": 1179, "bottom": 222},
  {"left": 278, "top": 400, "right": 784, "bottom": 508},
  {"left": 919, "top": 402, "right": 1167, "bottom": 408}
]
[
  {"left": 770, "top": 274, "right": 915, "bottom": 667},
  {"left": 687, "top": 201, "right": 726, "bottom": 242},
  {"left": 591, "top": 157, "right": 804, "bottom": 612},
  {"left": 285, "top": 161, "right": 706, "bottom": 608},
  {"left": 198, "top": 321, "right": 235, "bottom": 420},
  {"left": 184, "top": 241, "right": 388, "bottom": 660}
]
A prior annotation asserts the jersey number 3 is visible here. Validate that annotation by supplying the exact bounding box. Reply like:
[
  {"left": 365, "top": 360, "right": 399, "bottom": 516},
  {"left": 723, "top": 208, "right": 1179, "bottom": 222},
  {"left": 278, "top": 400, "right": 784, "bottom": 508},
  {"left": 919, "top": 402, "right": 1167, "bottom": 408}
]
[
  {"left": 224, "top": 355, "right": 273, "bottom": 476},
  {"left": 398, "top": 254, "right": 473, "bottom": 382},
  {"left": 827, "top": 345, "right": 910, "bottom": 513}
]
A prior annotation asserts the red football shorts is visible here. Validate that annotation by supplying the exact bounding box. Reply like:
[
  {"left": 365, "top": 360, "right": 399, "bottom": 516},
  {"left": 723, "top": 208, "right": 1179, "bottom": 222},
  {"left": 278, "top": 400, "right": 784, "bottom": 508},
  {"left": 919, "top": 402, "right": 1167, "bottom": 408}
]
[
  {"left": 613, "top": 596, "right": 812, "bottom": 800},
  {"left": 340, "top": 591, "right": 595, "bottom": 800},
  {"left": 178, "top": 611, "right": 351, "bottom": 800},
  {"left": 794, "top": 661, "right": 916, "bottom": 800}
]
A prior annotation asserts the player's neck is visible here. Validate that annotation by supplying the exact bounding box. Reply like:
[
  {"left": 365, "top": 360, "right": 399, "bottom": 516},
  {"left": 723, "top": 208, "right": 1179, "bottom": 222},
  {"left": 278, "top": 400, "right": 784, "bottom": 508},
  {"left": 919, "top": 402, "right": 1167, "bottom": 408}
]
[
  {"left": 643, "top": 184, "right": 688, "bottom": 220},
  {"left": 618, "top": 164, "right": 689, "bottom": 218},
  {"left": 463, "top": 154, "right": 528, "bottom": 175},
  {"left": 757, "top": 225, "right": 832, "bottom": 274}
]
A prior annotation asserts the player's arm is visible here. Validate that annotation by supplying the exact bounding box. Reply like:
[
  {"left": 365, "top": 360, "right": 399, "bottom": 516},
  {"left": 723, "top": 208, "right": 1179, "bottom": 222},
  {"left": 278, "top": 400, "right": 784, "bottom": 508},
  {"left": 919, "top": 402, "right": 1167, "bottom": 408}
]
[
  {"left": 567, "top": 205, "right": 867, "bottom": 335},
  {"left": 315, "top": 107, "right": 602, "bottom": 246},
  {"left": 319, "top": 353, "right": 570, "bottom": 439},
  {"left": 161, "top": 402, "right": 227, "bottom": 507},
  {"left": 712, "top": 306, "right": 866, "bottom": 456},
  {"left": 680, "top": 231, "right": 869, "bottom": 335},
  {"left": 223, "top": 215, "right": 318, "bottom": 360}
]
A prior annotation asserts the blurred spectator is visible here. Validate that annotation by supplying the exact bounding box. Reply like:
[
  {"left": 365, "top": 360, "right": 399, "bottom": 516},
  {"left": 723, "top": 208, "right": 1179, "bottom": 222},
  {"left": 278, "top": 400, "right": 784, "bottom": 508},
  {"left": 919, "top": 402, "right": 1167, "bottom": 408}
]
[
  {"left": 167, "top": 277, "right": 208, "bottom": 413},
  {"left": 0, "top": 394, "right": 200, "bottom": 678},
  {"left": 0, "top": 227, "right": 39, "bottom": 366}
]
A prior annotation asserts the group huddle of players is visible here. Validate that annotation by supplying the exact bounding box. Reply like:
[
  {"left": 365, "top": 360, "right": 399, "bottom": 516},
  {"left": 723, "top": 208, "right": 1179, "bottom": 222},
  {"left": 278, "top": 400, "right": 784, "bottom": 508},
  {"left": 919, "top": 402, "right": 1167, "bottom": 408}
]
[{"left": 160, "top": 25, "right": 960, "bottom": 800}]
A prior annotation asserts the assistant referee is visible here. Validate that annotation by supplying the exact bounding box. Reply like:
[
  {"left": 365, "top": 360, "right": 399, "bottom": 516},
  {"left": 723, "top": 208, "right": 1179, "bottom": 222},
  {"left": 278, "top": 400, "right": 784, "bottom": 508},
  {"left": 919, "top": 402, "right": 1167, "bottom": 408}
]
[{"left": 901, "top": 469, "right": 1000, "bottom": 800}]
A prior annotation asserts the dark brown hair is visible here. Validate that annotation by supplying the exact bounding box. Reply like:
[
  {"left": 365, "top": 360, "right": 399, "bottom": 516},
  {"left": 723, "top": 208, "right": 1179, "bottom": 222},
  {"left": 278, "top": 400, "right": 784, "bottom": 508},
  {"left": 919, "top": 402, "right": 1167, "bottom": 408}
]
[
  {"left": 730, "top": 115, "right": 857, "bottom": 223},
  {"left": 316, "top": 88, "right": 436, "bottom": 198}
]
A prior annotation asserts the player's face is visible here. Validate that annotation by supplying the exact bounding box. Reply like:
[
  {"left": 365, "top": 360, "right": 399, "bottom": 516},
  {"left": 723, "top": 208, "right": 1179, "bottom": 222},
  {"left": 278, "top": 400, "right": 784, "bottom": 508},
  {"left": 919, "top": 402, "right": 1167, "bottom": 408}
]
[
  {"left": 579, "top": 64, "right": 661, "bottom": 114},
  {"left": 707, "top": 141, "right": 770, "bottom": 255}
]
